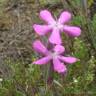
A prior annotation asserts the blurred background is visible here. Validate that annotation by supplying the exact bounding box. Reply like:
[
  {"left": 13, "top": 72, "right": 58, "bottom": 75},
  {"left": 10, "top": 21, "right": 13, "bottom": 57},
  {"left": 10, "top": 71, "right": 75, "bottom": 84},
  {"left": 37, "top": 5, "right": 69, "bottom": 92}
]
[{"left": 0, "top": 0, "right": 96, "bottom": 95}]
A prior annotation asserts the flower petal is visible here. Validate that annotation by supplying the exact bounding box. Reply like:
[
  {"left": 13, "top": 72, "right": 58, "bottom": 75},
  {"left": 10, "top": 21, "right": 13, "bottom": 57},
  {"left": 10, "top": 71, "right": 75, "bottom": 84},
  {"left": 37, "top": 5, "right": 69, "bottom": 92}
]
[
  {"left": 49, "top": 28, "right": 62, "bottom": 44},
  {"left": 33, "top": 56, "right": 52, "bottom": 65},
  {"left": 33, "top": 40, "right": 49, "bottom": 55},
  {"left": 53, "top": 45, "right": 65, "bottom": 54},
  {"left": 63, "top": 25, "right": 81, "bottom": 37},
  {"left": 53, "top": 58, "right": 67, "bottom": 73},
  {"left": 58, "top": 11, "right": 71, "bottom": 24},
  {"left": 59, "top": 56, "right": 78, "bottom": 64},
  {"left": 33, "top": 24, "right": 51, "bottom": 35},
  {"left": 40, "top": 10, "right": 55, "bottom": 24}
]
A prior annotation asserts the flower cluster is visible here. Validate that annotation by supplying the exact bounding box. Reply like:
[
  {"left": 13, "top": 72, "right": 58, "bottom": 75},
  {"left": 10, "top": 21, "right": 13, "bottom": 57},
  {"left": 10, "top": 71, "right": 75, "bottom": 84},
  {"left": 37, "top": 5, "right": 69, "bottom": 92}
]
[{"left": 32, "top": 10, "right": 81, "bottom": 73}]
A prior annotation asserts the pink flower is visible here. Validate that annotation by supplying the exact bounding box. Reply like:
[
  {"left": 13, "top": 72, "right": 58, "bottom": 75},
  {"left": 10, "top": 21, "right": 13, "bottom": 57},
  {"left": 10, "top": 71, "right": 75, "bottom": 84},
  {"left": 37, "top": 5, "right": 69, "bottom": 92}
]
[
  {"left": 32, "top": 40, "right": 79, "bottom": 73},
  {"left": 33, "top": 10, "right": 81, "bottom": 44}
]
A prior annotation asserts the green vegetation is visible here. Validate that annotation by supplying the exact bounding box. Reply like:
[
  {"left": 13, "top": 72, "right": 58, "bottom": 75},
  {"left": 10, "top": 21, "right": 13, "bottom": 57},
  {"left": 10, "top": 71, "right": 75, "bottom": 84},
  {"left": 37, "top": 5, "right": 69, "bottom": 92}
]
[{"left": 0, "top": 0, "right": 96, "bottom": 96}]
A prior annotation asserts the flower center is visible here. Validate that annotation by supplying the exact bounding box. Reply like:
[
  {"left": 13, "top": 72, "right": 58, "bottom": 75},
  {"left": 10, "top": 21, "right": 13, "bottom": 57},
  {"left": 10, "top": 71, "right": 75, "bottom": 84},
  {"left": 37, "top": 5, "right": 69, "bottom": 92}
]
[
  {"left": 51, "top": 22, "right": 63, "bottom": 30},
  {"left": 50, "top": 52, "right": 58, "bottom": 59}
]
